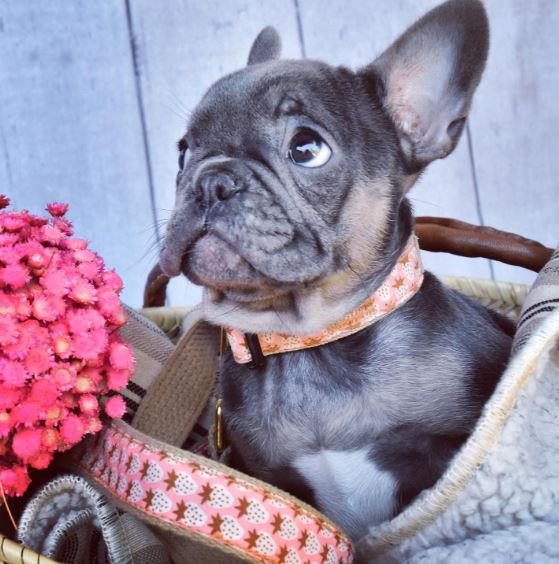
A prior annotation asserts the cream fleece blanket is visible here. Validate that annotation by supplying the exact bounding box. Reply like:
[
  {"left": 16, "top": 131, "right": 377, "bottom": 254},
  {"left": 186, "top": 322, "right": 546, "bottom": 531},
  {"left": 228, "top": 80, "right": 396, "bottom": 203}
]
[{"left": 358, "top": 248, "right": 559, "bottom": 563}]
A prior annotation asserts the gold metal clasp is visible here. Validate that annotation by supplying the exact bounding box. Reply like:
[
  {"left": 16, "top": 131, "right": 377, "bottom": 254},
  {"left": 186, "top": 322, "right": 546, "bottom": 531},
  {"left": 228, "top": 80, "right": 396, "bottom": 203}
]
[
  {"left": 214, "top": 327, "right": 226, "bottom": 455},
  {"left": 214, "top": 396, "right": 224, "bottom": 455}
]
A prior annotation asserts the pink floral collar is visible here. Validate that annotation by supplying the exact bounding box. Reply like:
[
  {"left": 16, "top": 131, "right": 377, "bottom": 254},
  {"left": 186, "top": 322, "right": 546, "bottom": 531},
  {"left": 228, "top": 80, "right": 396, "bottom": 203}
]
[{"left": 226, "top": 235, "right": 424, "bottom": 364}]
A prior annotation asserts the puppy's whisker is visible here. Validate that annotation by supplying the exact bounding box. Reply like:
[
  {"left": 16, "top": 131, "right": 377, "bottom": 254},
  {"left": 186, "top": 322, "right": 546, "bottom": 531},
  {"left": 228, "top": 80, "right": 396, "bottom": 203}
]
[
  {"left": 125, "top": 242, "right": 162, "bottom": 270},
  {"left": 163, "top": 90, "right": 194, "bottom": 122},
  {"left": 138, "top": 220, "right": 168, "bottom": 236},
  {"left": 213, "top": 303, "right": 244, "bottom": 319},
  {"left": 407, "top": 196, "right": 443, "bottom": 209},
  {"left": 272, "top": 305, "right": 292, "bottom": 333},
  {"left": 135, "top": 237, "right": 163, "bottom": 265}
]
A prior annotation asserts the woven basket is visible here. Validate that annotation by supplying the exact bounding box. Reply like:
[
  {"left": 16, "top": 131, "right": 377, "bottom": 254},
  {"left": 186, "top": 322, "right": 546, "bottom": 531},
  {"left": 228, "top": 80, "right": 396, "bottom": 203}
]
[{"left": 1, "top": 217, "right": 553, "bottom": 564}]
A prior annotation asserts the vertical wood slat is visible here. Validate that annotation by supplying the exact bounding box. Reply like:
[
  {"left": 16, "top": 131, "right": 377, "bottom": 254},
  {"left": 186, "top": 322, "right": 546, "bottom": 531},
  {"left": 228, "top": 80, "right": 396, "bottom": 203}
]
[
  {"left": 296, "top": 0, "right": 493, "bottom": 281},
  {"left": 126, "top": 0, "right": 303, "bottom": 305},
  {"left": 468, "top": 0, "right": 559, "bottom": 285},
  {"left": 0, "top": 1, "right": 155, "bottom": 306}
]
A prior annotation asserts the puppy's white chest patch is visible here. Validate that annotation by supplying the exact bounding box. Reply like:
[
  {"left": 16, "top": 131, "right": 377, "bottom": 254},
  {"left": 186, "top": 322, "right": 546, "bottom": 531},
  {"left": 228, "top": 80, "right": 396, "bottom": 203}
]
[{"left": 293, "top": 448, "right": 396, "bottom": 540}]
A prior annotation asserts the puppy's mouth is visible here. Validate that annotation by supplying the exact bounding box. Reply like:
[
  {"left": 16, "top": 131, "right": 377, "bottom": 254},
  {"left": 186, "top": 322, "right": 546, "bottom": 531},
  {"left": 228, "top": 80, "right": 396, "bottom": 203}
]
[{"left": 182, "top": 232, "right": 279, "bottom": 301}]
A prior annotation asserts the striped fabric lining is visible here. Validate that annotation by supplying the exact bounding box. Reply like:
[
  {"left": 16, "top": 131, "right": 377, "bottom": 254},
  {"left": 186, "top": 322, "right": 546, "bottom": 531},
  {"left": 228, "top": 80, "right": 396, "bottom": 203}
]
[{"left": 513, "top": 245, "right": 559, "bottom": 353}]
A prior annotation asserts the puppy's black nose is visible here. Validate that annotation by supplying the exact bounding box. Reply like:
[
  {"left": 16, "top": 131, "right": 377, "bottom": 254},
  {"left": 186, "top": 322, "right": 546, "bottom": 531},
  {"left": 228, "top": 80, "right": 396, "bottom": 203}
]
[{"left": 196, "top": 171, "right": 241, "bottom": 206}]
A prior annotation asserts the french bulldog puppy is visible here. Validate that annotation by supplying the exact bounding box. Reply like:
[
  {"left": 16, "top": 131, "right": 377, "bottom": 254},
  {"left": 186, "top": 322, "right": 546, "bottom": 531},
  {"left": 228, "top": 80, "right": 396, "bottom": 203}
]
[{"left": 160, "top": 0, "right": 513, "bottom": 542}]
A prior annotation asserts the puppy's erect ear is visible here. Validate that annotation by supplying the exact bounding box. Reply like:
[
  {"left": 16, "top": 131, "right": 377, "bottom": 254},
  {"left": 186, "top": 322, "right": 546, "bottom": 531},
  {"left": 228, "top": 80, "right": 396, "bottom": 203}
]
[
  {"left": 247, "top": 26, "right": 282, "bottom": 66},
  {"left": 363, "top": 0, "right": 489, "bottom": 169}
]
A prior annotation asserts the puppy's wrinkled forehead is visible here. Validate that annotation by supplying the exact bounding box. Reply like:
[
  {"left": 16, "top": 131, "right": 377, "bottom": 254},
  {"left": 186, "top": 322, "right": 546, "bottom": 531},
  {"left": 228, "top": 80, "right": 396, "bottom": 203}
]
[{"left": 188, "top": 60, "right": 356, "bottom": 151}]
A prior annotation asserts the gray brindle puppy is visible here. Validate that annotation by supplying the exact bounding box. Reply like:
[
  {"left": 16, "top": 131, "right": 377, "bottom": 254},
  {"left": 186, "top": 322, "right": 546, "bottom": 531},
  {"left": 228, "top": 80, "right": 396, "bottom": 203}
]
[{"left": 160, "top": 0, "right": 513, "bottom": 542}]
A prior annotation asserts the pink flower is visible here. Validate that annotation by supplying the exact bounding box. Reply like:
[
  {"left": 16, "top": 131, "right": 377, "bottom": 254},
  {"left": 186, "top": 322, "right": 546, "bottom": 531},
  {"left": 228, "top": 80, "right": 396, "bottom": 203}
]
[
  {"left": 69, "top": 279, "right": 97, "bottom": 304},
  {"left": 0, "top": 315, "right": 19, "bottom": 345},
  {"left": 1, "top": 360, "right": 29, "bottom": 387},
  {"left": 0, "top": 465, "right": 31, "bottom": 496},
  {"left": 52, "top": 334, "right": 72, "bottom": 359},
  {"left": 97, "top": 288, "right": 120, "bottom": 316},
  {"left": 78, "top": 260, "right": 100, "bottom": 280},
  {"left": 12, "top": 428, "right": 43, "bottom": 461},
  {"left": 67, "top": 308, "right": 105, "bottom": 334},
  {"left": 90, "top": 328, "right": 108, "bottom": 355},
  {"left": 106, "top": 369, "right": 129, "bottom": 391},
  {"left": 40, "top": 269, "right": 70, "bottom": 296},
  {"left": 0, "top": 412, "right": 12, "bottom": 437},
  {"left": 44, "top": 403, "right": 64, "bottom": 425},
  {"left": 12, "top": 401, "right": 41, "bottom": 425},
  {"left": 63, "top": 238, "right": 87, "bottom": 251},
  {"left": 0, "top": 291, "right": 18, "bottom": 315},
  {"left": 0, "top": 245, "right": 24, "bottom": 265},
  {"left": 39, "top": 224, "right": 63, "bottom": 244},
  {"left": 73, "top": 249, "right": 97, "bottom": 264},
  {"left": 108, "top": 307, "right": 127, "bottom": 328},
  {"left": 73, "top": 375, "right": 95, "bottom": 394},
  {"left": 51, "top": 365, "right": 76, "bottom": 390},
  {"left": 85, "top": 416, "right": 103, "bottom": 434},
  {"left": 15, "top": 295, "right": 32, "bottom": 319},
  {"left": 1, "top": 213, "right": 26, "bottom": 232},
  {"left": 24, "top": 347, "right": 53, "bottom": 375},
  {"left": 28, "top": 214, "right": 48, "bottom": 228},
  {"left": 0, "top": 199, "right": 132, "bottom": 496},
  {"left": 29, "top": 450, "right": 53, "bottom": 470},
  {"left": 20, "top": 319, "right": 50, "bottom": 345},
  {"left": 32, "top": 293, "right": 66, "bottom": 321},
  {"left": 41, "top": 428, "right": 60, "bottom": 451},
  {"left": 105, "top": 395, "right": 126, "bottom": 419},
  {"left": 30, "top": 379, "right": 60, "bottom": 406},
  {"left": 0, "top": 263, "right": 30, "bottom": 289},
  {"left": 101, "top": 270, "right": 123, "bottom": 292},
  {"left": 53, "top": 217, "right": 73, "bottom": 235},
  {"left": 23, "top": 242, "right": 48, "bottom": 269},
  {"left": 79, "top": 394, "right": 98, "bottom": 414},
  {"left": 4, "top": 324, "right": 34, "bottom": 359},
  {"left": 46, "top": 202, "right": 69, "bottom": 217},
  {"left": 59, "top": 392, "right": 78, "bottom": 409},
  {"left": 0, "top": 233, "right": 20, "bottom": 246},
  {"left": 109, "top": 342, "right": 134, "bottom": 372},
  {"left": 60, "top": 414, "right": 85, "bottom": 444},
  {"left": 0, "top": 386, "right": 22, "bottom": 410},
  {"left": 0, "top": 195, "right": 10, "bottom": 209},
  {"left": 73, "top": 333, "right": 101, "bottom": 361}
]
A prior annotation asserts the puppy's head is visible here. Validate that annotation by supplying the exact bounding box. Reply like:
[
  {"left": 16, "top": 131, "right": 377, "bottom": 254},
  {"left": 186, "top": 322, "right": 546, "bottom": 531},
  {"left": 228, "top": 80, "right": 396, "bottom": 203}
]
[{"left": 161, "top": 0, "right": 489, "bottom": 333}]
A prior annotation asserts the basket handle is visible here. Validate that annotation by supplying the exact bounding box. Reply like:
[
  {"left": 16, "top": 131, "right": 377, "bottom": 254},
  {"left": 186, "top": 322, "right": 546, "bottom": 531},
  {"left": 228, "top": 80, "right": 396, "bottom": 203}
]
[
  {"left": 144, "top": 217, "right": 554, "bottom": 308},
  {"left": 415, "top": 217, "right": 553, "bottom": 272}
]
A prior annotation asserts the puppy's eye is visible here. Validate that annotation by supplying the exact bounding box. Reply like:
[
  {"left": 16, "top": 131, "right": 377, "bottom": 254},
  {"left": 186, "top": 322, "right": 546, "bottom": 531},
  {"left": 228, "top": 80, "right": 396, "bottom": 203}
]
[{"left": 288, "top": 129, "right": 331, "bottom": 168}]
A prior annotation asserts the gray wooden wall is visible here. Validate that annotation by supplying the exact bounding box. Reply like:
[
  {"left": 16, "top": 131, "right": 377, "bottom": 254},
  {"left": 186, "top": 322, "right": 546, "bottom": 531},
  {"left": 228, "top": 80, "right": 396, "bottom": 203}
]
[{"left": 1, "top": 0, "right": 557, "bottom": 307}]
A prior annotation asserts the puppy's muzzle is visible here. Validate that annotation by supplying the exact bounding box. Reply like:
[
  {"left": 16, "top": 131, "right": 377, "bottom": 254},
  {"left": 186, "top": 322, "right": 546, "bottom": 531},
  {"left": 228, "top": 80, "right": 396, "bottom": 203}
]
[
  {"left": 194, "top": 157, "right": 251, "bottom": 208},
  {"left": 196, "top": 170, "right": 241, "bottom": 207}
]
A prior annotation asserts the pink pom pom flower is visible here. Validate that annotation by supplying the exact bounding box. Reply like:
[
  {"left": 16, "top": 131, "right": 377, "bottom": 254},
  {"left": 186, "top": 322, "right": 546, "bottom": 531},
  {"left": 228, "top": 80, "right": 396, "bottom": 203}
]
[
  {"left": 46, "top": 202, "right": 69, "bottom": 217},
  {"left": 0, "top": 197, "right": 134, "bottom": 496},
  {"left": 104, "top": 395, "right": 126, "bottom": 419}
]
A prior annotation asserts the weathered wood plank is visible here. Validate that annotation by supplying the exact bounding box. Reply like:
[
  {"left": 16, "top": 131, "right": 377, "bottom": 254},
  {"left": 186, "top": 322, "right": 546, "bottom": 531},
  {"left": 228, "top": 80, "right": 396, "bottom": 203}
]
[
  {"left": 468, "top": 0, "right": 559, "bottom": 284},
  {"left": 0, "top": 1, "right": 155, "bottom": 306},
  {"left": 128, "top": 0, "right": 302, "bottom": 305},
  {"left": 297, "top": 0, "right": 493, "bottom": 280}
]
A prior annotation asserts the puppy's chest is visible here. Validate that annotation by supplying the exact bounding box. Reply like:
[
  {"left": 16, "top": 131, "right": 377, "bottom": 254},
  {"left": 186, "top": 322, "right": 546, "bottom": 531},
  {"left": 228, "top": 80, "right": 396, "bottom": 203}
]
[
  {"left": 220, "top": 349, "right": 389, "bottom": 462},
  {"left": 220, "top": 351, "right": 401, "bottom": 536}
]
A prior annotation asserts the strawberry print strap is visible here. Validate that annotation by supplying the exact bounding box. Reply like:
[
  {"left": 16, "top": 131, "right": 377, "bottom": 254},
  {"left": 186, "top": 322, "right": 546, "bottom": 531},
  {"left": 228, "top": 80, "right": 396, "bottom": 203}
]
[{"left": 77, "top": 423, "right": 353, "bottom": 563}]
